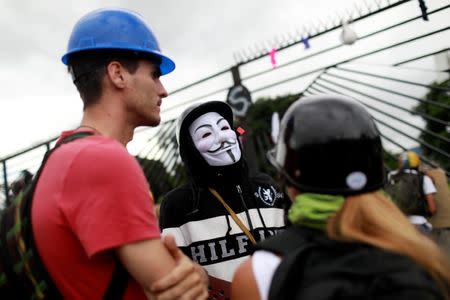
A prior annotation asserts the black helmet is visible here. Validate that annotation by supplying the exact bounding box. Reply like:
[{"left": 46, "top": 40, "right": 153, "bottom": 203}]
[{"left": 268, "top": 94, "right": 386, "bottom": 195}]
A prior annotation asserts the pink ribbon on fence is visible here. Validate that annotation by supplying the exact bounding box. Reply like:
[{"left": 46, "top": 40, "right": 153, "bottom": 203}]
[{"left": 269, "top": 48, "right": 277, "bottom": 68}]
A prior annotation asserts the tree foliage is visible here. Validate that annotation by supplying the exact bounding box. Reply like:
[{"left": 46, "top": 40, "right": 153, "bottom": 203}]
[
  {"left": 235, "top": 93, "right": 300, "bottom": 176},
  {"left": 238, "top": 93, "right": 300, "bottom": 137}
]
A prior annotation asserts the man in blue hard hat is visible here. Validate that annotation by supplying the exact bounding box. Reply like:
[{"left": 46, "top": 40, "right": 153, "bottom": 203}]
[{"left": 32, "top": 8, "right": 208, "bottom": 300}]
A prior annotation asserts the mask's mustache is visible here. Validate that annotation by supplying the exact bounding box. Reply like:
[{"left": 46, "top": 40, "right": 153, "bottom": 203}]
[{"left": 208, "top": 140, "right": 237, "bottom": 153}]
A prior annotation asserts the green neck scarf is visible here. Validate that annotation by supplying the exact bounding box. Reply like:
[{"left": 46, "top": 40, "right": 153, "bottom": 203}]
[{"left": 288, "top": 193, "right": 345, "bottom": 231}]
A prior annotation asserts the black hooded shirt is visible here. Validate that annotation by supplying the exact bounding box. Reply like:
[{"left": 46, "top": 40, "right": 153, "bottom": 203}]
[{"left": 159, "top": 101, "right": 287, "bottom": 283}]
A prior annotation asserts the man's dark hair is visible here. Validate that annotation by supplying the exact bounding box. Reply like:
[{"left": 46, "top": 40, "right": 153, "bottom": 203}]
[{"left": 67, "top": 51, "right": 161, "bottom": 109}]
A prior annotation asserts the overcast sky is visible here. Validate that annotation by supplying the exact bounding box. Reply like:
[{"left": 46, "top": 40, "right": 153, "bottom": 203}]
[{"left": 1, "top": 0, "right": 448, "bottom": 158}]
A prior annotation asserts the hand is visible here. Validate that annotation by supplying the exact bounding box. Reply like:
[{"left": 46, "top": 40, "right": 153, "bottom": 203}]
[{"left": 150, "top": 235, "right": 209, "bottom": 300}]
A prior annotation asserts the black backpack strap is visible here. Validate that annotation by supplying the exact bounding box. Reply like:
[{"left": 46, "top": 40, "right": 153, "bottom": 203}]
[
  {"left": 24, "top": 132, "right": 95, "bottom": 299},
  {"left": 267, "top": 238, "right": 317, "bottom": 300},
  {"left": 61, "top": 133, "right": 129, "bottom": 299},
  {"left": 4, "top": 131, "right": 130, "bottom": 299},
  {"left": 51, "top": 132, "right": 130, "bottom": 299},
  {"left": 256, "top": 226, "right": 318, "bottom": 300},
  {"left": 103, "top": 262, "right": 130, "bottom": 300},
  {"left": 418, "top": 171, "right": 425, "bottom": 197},
  {"left": 255, "top": 226, "right": 317, "bottom": 255},
  {"left": 59, "top": 132, "right": 130, "bottom": 299},
  {"left": 418, "top": 171, "right": 430, "bottom": 214}
]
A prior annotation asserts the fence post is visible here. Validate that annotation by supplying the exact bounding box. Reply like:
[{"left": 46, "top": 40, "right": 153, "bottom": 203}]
[
  {"left": 231, "top": 65, "right": 241, "bottom": 85},
  {"left": 228, "top": 66, "right": 259, "bottom": 174}
]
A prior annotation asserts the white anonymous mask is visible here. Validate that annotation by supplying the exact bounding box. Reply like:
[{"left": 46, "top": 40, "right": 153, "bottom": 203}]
[{"left": 189, "top": 112, "right": 242, "bottom": 166}]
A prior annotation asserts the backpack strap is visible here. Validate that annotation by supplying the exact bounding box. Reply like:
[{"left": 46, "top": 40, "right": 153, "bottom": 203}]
[
  {"left": 2, "top": 131, "right": 130, "bottom": 299},
  {"left": 418, "top": 171, "right": 430, "bottom": 216},
  {"left": 268, "top": 241, "right": 317, "bottom": 300},
  {"left": 256, "top": 226, "right": 318, "bottom": 300},
  {"left": 58, "top": 133, "right": 130, "bottom": 300},
  {"left": 0, "top": 132, "right": 95, "bottom": 299},
  {"left": 24, "top": 132, "right": 95, "bottom": 299},
  {"left": 255, "top": 225, "right": 317, "bottom": 255},
  {"left": 103, "top": 262, "right": 129, "bottom": 300},
  {"left": 43, "top": 132, "right": 130, "bottom": 299}
]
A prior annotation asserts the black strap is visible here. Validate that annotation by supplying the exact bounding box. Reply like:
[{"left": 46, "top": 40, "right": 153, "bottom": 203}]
[
  {"left": 25, "top": 132, "right": 95, "bottom": 299},
  {"left": 268, "top": 239, "right": 316, "bottom": 300},
  {"left": 62, "top": 133, "right": 130, "bottom": 299},
  {"left": 255, "top": 226, "right": 316, "bottom": 255},
  {"left": 256, "top": 227, "right": 316, "bottom": 300},
  {"left": 1, "top": 132, "right": 92, "bottom": 299},
  {"left": 24, "top": 131, "right": 129, "bottom": 299},
  {"left": 62, "top": 133, "right": 129, "bottom": 299},
  {"left": 103, "top": 262, "right": 130, "bottom": 300},
  {"left": 58, "top": 132, "right": 130, "bottom": 299},
  {"left": 418, "top": 172, "right": 430, "bottom": 215}
]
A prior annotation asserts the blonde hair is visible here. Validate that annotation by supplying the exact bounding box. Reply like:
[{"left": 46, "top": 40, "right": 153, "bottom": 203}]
[{"left": 327, "top": 191, "right": 450, "bottom": 298}]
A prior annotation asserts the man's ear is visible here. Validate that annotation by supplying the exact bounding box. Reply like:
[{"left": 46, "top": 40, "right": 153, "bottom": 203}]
[{"left": 106, "top": 61, "right": 127, "bottom": 88}]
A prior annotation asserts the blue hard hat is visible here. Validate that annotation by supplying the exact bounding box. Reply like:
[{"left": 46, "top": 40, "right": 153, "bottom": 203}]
[{"left": 61, "top": 8, "right": 175, "bottom": 75}]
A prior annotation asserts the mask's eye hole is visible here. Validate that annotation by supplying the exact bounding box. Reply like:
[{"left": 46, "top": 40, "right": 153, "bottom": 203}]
[
  {"left": 221, "top": 126, "right": 230, "bottom": 130},
  {"left": 202, "top": 132, "right": 211, "bottom": 138}
]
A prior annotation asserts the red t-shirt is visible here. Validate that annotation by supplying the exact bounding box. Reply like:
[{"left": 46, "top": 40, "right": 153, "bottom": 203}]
[{"left": 32, "top": 129, "right": 160, "bottom": 299}]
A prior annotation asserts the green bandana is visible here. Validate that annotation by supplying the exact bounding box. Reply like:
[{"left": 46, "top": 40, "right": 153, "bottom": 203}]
[{"left": 288, "top": 193, "right": 345, "bottom": 230}]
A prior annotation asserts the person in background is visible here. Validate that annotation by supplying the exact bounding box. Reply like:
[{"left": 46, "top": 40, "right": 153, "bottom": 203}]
[
  {"left": 10, "top": 169, "right": 33, "bottom": 197},
  {"left": 159, "top": 101, "right": 287, "bottom": 298},
  {"left": 231, "top": 94, "right": 450, "bottom": 300},
  {"left": 386, "top": 151, "right": 437, "bottom": 234},
  {"left": 3, "top": 169, "right": 33, "bottom": 207},
  {"left": 32, "top": 8, "right": 207, "bottom": 299}
]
